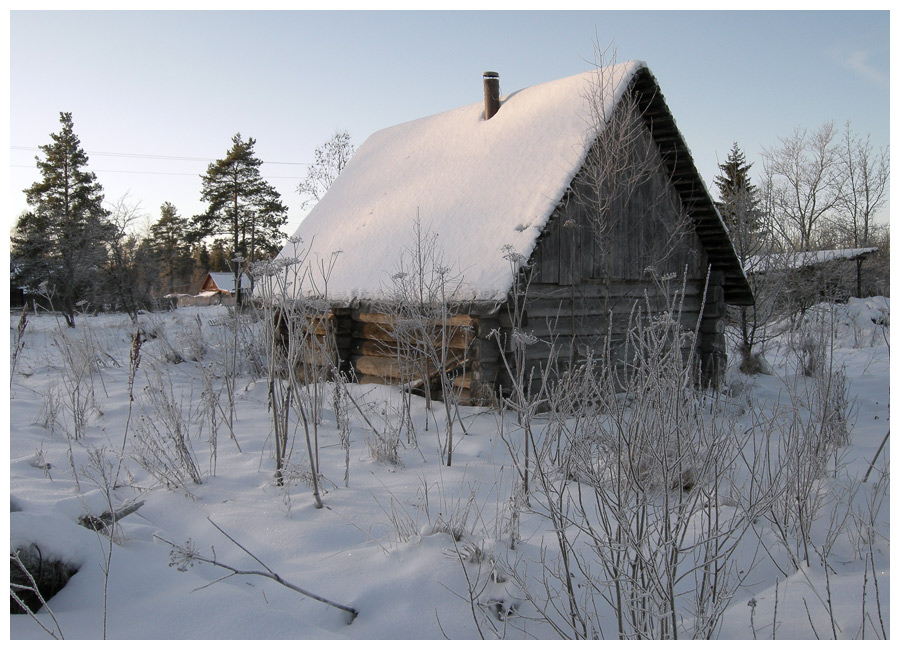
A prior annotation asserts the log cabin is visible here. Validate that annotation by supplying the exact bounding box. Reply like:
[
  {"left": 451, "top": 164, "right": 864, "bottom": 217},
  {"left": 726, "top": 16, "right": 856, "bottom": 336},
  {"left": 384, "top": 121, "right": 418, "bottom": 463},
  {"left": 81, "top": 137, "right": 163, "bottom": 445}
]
[
  {"left": 200, "top": 271, "right": 248, "bottom": 297},
  {"left": 267, "top": 61, "right": 753, "bottom": 403}
]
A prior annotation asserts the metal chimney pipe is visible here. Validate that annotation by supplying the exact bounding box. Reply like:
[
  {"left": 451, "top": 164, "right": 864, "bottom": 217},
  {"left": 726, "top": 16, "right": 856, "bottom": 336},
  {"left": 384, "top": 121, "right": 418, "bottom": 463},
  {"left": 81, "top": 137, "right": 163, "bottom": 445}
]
[{"left": 483, "top": 71, "right": 500, "bottom": 120}]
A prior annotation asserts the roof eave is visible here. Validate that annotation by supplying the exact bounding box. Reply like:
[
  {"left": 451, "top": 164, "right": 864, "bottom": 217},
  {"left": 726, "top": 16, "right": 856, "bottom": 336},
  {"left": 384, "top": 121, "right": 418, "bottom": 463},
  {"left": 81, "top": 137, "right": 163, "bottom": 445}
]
[{"left": 631, "top": 66, "right": 755, "bottom": 306}]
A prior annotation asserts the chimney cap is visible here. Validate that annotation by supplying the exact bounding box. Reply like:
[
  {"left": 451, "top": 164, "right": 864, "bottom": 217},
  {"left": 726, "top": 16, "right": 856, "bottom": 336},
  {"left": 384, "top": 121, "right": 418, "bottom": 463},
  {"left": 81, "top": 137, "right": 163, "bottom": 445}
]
[{"left": 483, "top": 71, "right": 499, "bottom": 78}]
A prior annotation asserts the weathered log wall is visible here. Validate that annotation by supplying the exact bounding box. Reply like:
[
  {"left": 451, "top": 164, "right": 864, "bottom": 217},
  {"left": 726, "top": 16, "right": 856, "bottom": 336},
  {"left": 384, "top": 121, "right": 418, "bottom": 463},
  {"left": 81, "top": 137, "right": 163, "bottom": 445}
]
[
  {"left": 529, "top": 113, "right": 704, "bottom": 286},
  {"left": 347, "top": 311, "right": 478, "bottom": 401},
  {"left": 285, "top": 96, "right": 732, "bottom": 401},
  {"left": 275, "top": 308, "right": 353, "bottom": 380},
  {"left": 492, "top": 109, "right": 725, "bottom": 395}
]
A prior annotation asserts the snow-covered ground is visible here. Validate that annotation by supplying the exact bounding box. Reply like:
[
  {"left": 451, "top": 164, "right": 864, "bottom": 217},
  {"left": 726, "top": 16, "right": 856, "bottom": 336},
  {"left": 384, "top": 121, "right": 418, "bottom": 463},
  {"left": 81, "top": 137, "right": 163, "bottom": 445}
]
[{"left": 9, "top": 299, "right": 890, "bottom": 639}]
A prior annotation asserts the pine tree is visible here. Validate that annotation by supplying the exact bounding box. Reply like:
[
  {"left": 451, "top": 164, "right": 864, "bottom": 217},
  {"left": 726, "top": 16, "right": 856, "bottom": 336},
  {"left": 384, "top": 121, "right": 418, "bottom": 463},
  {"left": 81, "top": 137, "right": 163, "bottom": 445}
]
[
  {"left": 149, "top": 202, "right": 192, "bottom": 295},
  {"left": 12, "top": 112, "right": 113, "bottom": 327},
  {"left": 193, "top": 133, "right": 288, "bottom": 304},
  {"left": 191, "top": 244, "right": 212, "bottom": 292},
  {"left": 207, "top": 241, "right": 231, "bottom": 272}
]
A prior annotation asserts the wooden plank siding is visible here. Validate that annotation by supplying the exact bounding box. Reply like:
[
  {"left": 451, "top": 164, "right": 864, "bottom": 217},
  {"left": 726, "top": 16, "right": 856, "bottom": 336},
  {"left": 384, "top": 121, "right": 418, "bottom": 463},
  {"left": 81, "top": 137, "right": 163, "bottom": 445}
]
[{"left": 493, "top": 107, "right": 720, "bottom": 397}]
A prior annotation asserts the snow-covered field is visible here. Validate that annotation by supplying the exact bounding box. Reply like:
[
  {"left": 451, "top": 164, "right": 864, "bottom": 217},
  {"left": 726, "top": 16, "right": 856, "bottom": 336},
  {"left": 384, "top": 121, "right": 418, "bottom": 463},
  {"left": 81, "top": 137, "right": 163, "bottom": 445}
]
[{"left": 9, "top": 299, "right": 890, "bottom": 639}]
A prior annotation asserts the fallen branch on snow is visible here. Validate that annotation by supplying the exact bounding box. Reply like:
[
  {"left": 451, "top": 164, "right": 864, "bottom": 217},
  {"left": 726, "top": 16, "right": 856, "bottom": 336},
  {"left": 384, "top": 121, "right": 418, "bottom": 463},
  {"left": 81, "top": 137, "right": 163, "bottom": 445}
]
[
  {"left": 155, "top": 517, "right": 359, "bottom": 624},
  {"left": 78, "top": 500, "right": 145, "bottom": 532}
]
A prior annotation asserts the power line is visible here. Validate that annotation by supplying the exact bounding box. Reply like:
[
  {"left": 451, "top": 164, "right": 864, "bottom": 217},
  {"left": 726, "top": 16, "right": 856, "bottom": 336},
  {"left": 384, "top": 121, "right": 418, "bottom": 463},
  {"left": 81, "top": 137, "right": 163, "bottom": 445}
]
[
  {"left": 11, "top": 164, "right": 304, "bottom": 180},
  {"left": 11, "top": 145, "right": 310, "bottom": 166}
]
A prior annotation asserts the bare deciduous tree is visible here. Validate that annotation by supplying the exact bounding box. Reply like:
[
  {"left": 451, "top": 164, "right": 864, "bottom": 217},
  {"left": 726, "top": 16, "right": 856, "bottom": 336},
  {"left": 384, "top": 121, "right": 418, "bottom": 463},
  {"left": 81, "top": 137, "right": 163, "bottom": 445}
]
[
  {"left": 761, "top": 122, "right": 843, "bottom": 252},
  {"left": 834, "top": 122, "right": 889, "bottom": 296},
  {"left": 835, "top": 122, "right": 889, "bottom": 249},
  {"left": 100, "top": 194, "right": 152, "bottom": 321},
  {"left": 581, "top": 47, "right": 689, "bottom": 277},
  {"left": 296, "top": 129, "right": 356, "bottom": 210}
]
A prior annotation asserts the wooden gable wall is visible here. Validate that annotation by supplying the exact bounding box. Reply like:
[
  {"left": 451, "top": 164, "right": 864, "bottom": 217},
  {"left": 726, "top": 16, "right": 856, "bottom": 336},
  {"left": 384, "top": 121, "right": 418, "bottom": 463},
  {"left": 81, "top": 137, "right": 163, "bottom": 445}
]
[{"left": 488, "top": 103, "right": 727, "bottom": 394}]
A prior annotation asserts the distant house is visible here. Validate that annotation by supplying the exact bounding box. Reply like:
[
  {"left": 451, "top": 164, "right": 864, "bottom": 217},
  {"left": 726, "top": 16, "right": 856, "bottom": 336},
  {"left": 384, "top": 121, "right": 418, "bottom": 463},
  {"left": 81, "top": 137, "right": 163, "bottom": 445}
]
[
  {"left": 268, "top": 61, "right": 753, "bottom": 401},
  {"left": 200, "top": 272, "right": 248, "bottom": 296}
]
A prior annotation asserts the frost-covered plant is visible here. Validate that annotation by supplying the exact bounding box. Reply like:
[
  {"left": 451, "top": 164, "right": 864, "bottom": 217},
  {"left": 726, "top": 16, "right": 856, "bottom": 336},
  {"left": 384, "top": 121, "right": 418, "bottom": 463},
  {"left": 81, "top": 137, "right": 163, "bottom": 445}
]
[
  {"left": 10, "top": 548, "right": 67, "bottom": 639},
  {"left": 789, "top": 304, "right": 837, "bottom": 378},
  {"left": 333, "top": 375, "right": 352, "bottom": 487},
  {"left": 80, "top": 447, "right": 118, "bottom": 638},
  {"left": 420, "top": 475, "right": 485, "bottom": 547},
  {"left": 766, "top": 370, "right": 855, "bottom": 569},
  {"left": 11, "top": 304, "right": 29, "bottom": 385},
  {"left": 854, "top": 465, "right": 889, "bottom": 639},
  {"left": 139, "top": 314, "right": 184, "bottom": 364},
  {"left": 50, "top": 324, "right": 108, "bottom": 440},
  {"left": 194, "top": 355, "right": 244, "bottom": 472},
  {"left": 131, "top": 364, "right": 202, "bottom": 491},
  {"left": 253, "top": 237, "right": 339, "bottom": 507},
  {"left": 37, "top": 382, "right": 62, "bottom": 436},
  {"left": 28, "top": 447, "right": 53, "bottom": 478},
  {"left": 493, "top": 272, "right": 772, "bottom": 640},
  {"left": 176, "top": 313, "right": 208, "bottom": 362},
  {"left": 365, "top": 401, "right": 403, "bottom": 467},
  {"left": 114, "top": 327, "right": 142, "bottom": 488},
  {"left": 487, "top": 244, "right": 541, "bottom": 503},
  {"left": 158, "top": 519, "right": 359, "bottom": 623},
  {"left": 383, "top": 216, "right": 470, "bottom": 465},
  {"left": 754, "top": 303, "right": 857, "bottom": 570},
  {"left": 209, "top": 308, "right": 241, "bottom": 446}
]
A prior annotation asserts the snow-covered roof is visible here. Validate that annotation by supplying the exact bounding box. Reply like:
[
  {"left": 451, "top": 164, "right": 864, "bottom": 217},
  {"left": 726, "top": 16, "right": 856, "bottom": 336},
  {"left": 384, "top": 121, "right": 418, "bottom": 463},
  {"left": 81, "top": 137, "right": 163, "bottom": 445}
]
[
  {"left": 276, "top": 63, "right": 643, "bottom": 304},
  {"left": 204, "top": 272, "right": 247, "bottom": 293},
  {"left": 274, "top": 61, "right": 752, "bottom": 306},
  {"left": 746, "top": 248, "right": 879, "bottom": 274}
]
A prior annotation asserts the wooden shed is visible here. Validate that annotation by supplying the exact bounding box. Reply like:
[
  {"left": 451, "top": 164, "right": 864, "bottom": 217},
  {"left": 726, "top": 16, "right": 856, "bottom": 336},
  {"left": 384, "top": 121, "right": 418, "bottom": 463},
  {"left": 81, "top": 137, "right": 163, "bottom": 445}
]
[
  {"left": 747, "top": 247, "right": 880, "bottom": 307},
  {"left": 268, "top": 61, "right": 753, "bottom": 402}
]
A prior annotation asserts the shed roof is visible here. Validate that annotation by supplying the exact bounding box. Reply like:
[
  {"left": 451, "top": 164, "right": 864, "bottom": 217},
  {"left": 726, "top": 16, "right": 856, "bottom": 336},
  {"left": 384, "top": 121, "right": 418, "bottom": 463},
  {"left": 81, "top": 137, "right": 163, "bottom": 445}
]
[
  {"left": 747, "top": 247, "right": 879, "bottom": 274},
  {"left": 275, "top": 61, "right": 752, "bottom": 306}
]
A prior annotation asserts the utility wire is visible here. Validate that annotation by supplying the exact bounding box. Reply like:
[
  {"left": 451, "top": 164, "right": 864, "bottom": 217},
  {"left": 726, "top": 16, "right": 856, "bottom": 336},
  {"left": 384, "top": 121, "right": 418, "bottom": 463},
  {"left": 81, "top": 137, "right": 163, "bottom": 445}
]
[
  {"left": 11, "top": 145, "right": 310, "bottom": 167},
  {"left": 10, "top": 164, "right": 304, "bottom": 179},
  {"left": 11, "top": 164, "right": 303, "bottom": 180}
]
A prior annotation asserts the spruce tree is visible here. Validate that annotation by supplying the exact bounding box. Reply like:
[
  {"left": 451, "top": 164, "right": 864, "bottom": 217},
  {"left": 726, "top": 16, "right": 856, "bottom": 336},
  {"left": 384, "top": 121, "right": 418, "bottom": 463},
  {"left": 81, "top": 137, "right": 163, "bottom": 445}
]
[
  {"left": 193, "top": 133, "right": 288, "bottom": 304},
  {"left": 714, "top": 143, "right": 763, "bottom": 264},
  {"left": 12, "top": 112, "right": 112, "bottom": 327},
  {"left": 715, "top": 143, "right": 776, "bottom": 373}
]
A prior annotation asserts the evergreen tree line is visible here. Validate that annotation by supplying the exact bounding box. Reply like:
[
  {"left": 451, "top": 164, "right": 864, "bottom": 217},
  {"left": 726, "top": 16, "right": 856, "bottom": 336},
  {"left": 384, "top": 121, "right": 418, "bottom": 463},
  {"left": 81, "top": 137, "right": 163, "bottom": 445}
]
[
  {"left": 10, "top": 113, "right": 323, "bottom": 325},
  {"left": 11, "top": 113, "right": 886, "bottom": 331}
]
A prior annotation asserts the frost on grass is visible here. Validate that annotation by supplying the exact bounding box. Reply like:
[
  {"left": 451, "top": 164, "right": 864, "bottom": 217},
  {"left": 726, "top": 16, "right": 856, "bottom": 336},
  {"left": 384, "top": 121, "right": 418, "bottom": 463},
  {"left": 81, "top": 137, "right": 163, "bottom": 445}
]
[{"left": 8, "top": 299, "right": 891, "bottom": 640}]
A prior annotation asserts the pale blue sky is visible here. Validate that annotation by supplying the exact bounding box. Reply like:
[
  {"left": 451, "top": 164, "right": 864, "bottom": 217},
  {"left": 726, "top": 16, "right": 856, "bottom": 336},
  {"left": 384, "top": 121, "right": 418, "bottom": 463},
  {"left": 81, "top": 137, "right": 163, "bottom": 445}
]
[{"left": 8, "top": 9, "right": 891, "bottom": 237}]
